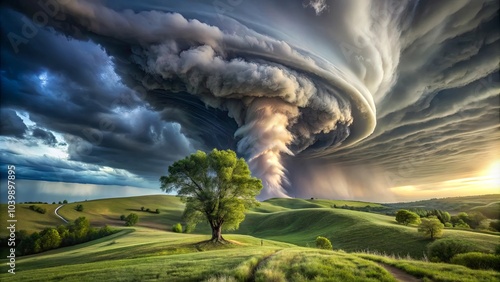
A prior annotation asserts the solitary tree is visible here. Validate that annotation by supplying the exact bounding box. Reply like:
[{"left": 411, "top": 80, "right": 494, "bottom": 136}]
[
  {"left": 395, "top": 209, "right": 421, "bottom": 226},
  {"left": 160, "top": 149, "right": 263, "bottom": 243},
  {"left": 418, "top": 217, "right": 444, "bottom": 239}
]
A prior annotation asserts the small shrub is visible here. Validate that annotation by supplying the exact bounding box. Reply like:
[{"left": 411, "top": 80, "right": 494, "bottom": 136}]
[
  {"left": 75, "top": 204, "right": 84, "bottom": 212},
  {"left": 427, "top": 239, "right": 475, "bottom": 262},
  {"left": 444, "top": 222, "right": 453, "bottom": 228},
  {"left": 119, "top": 214, "right": 126, "bottom": 221},
  {"left": 495, "top": 245, "right": 500, "bottom": 255},
  {"left": 146, "top": 208, "right": 150, "bottom": 212},
  {"left": 125, "top": 213, "right": 139, "bottom": 226},
  {"left": 172, "top": 223, "right": 183, "bottom": 233},
  {"left": 155, "top": 209, "right": 160, "bottom": 214},
  {"left": 63, "top": 200, "right": 68, "bottom": 204},
  {"left": 315, "top": 236, "right": 332, "bottom": 250},
  {"left": 141, "top": 207, "right": 145, "bottom": 211},
  {"left": 52, "top": 202, "right": 56, "bottom": 205},
  {"left": 451, "top": 252, "right": 500, "bottom": 271}
]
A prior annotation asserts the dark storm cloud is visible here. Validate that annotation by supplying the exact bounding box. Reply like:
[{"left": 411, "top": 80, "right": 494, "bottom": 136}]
[
  {"left": 32, "top": 127, "right": 57, "bottom": 146},
  {"left": 1, "top": 0, "right": 498, "bottom": 199},
  {"left": 0, "top": 149, "right": 152, "bottom": 187},
  {"left": 0, "top": 7, "right": 198, "bottom": 183},
  {"left": 0, "top": 108, "right": 27, "bottom": 138}
]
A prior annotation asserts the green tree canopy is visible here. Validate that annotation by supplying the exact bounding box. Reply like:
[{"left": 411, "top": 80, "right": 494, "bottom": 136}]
[
  {"left": 160, "top": 149, "right": 263, "bottom": 243},
  {"left": 418, "top": 217, "right": 444, "bottom": 239},
  {"left": 39, "top": 228, "right": 61, "bottom": 250},
  {"left": 395, "top": 209, "right": 421, "bottom": 226}
]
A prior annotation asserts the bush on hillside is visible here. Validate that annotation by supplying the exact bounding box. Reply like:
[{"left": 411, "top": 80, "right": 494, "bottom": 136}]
[
  {"left": 125, "top": 213, "right": 139, "bottom": 226},
  {"left": 172, "top": 223, "right": 183, "bottom": 233},
  {"left": 450, "top": 252, "right": 500, "bottom": 271},
  {"left": 75, "top": 204, "right": 84, "bottom": 212},
  {"left": 155, "top": 209, "right": 160, "bottom": 214},
  {"left": 29, "top": 205, "right": 47, "bottom": 214},
  {"left": 120, "top": 214, "right": 126, "bottom": 221},
  {"left": 427, "top": 239, "right": 475, "bottom": 262},
  {"left": 315, "top": 236, "right": 333, "bottom": 250}
]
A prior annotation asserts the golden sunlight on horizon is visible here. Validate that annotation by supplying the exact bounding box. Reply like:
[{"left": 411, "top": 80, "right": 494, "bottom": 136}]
[{"left": 390, "top": 160, "right": 500, "bottom": 202}]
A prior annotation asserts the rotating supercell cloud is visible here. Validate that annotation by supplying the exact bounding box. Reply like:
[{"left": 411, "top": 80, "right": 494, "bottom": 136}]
[{"left": 0, "top": 0, "right": 498, "bottom": 201}]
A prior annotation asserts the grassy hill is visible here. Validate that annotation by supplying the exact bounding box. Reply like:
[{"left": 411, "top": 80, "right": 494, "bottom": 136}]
[
  {"left": 1, "top": 226, "right": 498, "bottom": 282},
  {"left": 56, "top": 195, "right": 184, "bottom": 231},
  {"left": 0, "top": 203, "right": 62, "bottom": 236},
  {"left": 1, "top": 195, "right": 499, "bottom": 281},
  {"left": 4, "top": 195, "right": 497, "bottom": 258}
]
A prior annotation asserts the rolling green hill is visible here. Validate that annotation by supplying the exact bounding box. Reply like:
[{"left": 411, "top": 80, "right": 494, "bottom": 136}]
[
  {"left": 3, "top": 195, "right": 497, "bottom": 258},
  {"left": 0, "top": 226, "right": 498, "bottom": 282},
  {"left": 1, "top": 195, "right": 499, "bottom": 281}
]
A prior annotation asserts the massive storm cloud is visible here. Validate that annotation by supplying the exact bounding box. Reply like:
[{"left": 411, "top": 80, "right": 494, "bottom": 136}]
[{"left": 1, "top": 0, "right": 498, "bottom": 200}]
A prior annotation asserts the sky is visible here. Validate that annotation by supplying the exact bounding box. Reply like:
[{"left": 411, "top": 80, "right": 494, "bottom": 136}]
[{"left": 0, "top": 0, "right": 498, "bottom": 203}]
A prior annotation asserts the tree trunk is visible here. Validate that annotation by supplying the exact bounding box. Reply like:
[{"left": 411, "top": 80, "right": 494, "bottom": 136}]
[{"left": 210, "top": 224, "right": 224, "bottom": 242}]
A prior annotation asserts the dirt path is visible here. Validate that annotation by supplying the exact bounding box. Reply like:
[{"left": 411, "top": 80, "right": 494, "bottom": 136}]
[
  {"left": 247, "top": 249, "right": 282, "bottom": 282},
  {"left": 54, "top": 205, "right": 69, "bottom": 223},
  {"left": 378, "top": 262, "right": 421, "bottom": 282}
]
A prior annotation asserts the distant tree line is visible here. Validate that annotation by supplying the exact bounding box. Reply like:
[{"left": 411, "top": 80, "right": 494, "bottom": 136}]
[
  {"left": 20, "top": 200, "right": 70, "bottom": 204},
  {"left": 140, "top": 206, "right": 160, "bottom": 214},
  {"left": 13, "top": 217, "right": 116, "bottom": 256},
  {"left": 394, "top": 209, "right": 493, "bottom": 231},
  {"left": 332, "top": 204, "right": 387, "bottom": 213}
]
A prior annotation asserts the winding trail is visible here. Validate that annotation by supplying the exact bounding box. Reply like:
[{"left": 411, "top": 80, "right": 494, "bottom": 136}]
[
  {"left": 377, "top": 262, "right": 421, "bottom": 282},
  {"left": 54, "top": 205, "right": 69, "bottom": 223},
  {"left": 247, "top": 249, "right": 282, "bottom": 282}
]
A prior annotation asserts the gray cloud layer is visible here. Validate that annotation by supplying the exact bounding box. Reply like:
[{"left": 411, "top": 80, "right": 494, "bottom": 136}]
[{"left": 0, "top": 0, "right": 498, "bottom": 199}]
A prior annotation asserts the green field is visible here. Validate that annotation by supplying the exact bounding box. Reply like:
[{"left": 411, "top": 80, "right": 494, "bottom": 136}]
[{"left": 1, "top": 195, "right": 499, "bottom": 281}]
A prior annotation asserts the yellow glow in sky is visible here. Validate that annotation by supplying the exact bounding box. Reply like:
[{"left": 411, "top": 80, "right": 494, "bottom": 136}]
[{"left": 390, "top": 160, "right": 500, "bottom": 202}]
